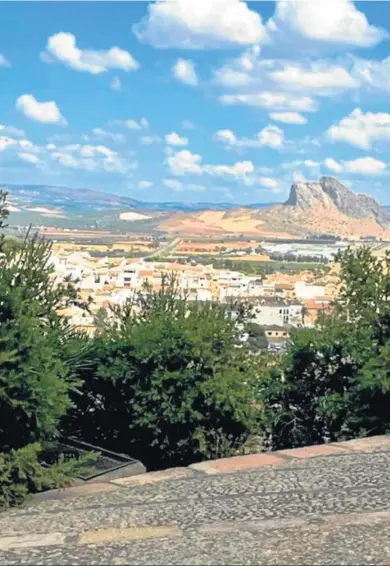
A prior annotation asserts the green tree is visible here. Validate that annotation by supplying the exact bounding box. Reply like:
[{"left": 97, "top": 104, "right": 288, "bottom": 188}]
[
  {"left": 256, "top": 247, "right": 390, "bottom": 450},
  {"left": 66, "top": 277, "right": 261, "bottom": 470},
  {"left": 0, "top": 193, "right": 94, "bottom": 506}
]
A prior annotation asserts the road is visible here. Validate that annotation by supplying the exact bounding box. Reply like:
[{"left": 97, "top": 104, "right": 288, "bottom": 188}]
[
  {"left": 143, "top": 236, "right": 181, "bottom": 260},
  {"left": 1, "top": 436, "right": 390, "bottom": 564}
]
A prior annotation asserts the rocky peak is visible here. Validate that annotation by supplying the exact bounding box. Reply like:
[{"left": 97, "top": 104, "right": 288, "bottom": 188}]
[{"left": 285, "top": 177, "right": 390, "bottom": 227}]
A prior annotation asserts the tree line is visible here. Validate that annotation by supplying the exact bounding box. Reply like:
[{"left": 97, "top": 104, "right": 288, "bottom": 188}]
[{"left": 1, "top": 189, "right": 390, "bottom": 508}]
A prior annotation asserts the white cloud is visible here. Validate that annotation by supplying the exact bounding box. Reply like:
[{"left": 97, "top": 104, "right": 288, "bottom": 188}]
[
  {"left": 182, "top": 120, "right": 196, "bottom": 130},
  {"left": 0, "top": 137, "right": 17, "bottom": 152},
  {"left": 138, "top": 180, "right": 153, "bottom": 189},
  {"left": 42, "top": 32, "right": 139, "bottom": 74},
  {"left": 141, "top": 135, "right": 162, "bottom": 145},
  {"left": 110, "top": 76, "right": 122, "bottom": 91},
  {"left": 163, "top": 179, "right": 183, "bottom": 191},
  {"left": 268, "top": 0, "right": 387, "bottom": 48},
  {"left": 258, "top": 125, "right": 284, "bottom": 149},
  {"left": 167, "top": 149, "right": 254, "bottom": 181},
  {"left": 324, "top": 157, "right": 343, "bottom": 173},
  {"left": 324, "top": 156, "right": 387, "bottom": 176},
  {"left": 213, "top": 125, "right": 284, "bottom": 150},
  {"left": 165, "top": 131, "right": 189, "bottom": 146},
  {"left": 352, "top": 55, "right": 390, "bottom": 94},
  {"left": 0, "top": 124, "right": 25, "bottom": 137},
  {"left": 214, "top": 130, "right": 237, "bottom": 145},
  {"left": 259, "top": 177, "right": 279, "bottom": 190},
  {"left": 133, "top": 0, "right": 268, "bottom": 49},
  {"left": 89, "top": 128, "right": 125, "bottom": 143},
  {"left": 270, "top": 63, "right": 358, "bottom": 94},
  {"left": 49, "top": 143, "right": 137, "bottom": 174},
  {"left": 270, "top": 112, "right": 307, "bottom": 125},
  {"left": 327, "top": 108, "right": 390, "bottom": 150},
  {"left": 220, "top": 91, "right": 317, "bottom": 112},
  {"left": 188, "top": 183, "right": 206, "bottom": 192},
  {"left": 292, "top": 171, "right": 306, "bottom": 183},
  {"left": 120, "top": 118, "right": 149, "bottom": 130},
  {"left": 16, "top": 94, "right": 67, "bottom": 125},
  {"left": 0, "top": 55, "right": 10, "bottom": 67},
  {"left": 172, "top": 59, "right": 199, "bottom": 86},
  {"left": 167, "top": 150, "right": 202, "bottom": 175},
  {"left": 18, "top": 152, "right": 41, "bottom": 165}
]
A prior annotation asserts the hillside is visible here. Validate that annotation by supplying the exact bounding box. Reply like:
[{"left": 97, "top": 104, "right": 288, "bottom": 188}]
[{"left": 161, "top": 177, "right": 390, "bottom": 239}]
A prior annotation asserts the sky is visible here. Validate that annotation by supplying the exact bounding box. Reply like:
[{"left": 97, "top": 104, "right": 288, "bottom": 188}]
[{"left": 1, "top": 0, "right": 390, "bottom": 205}]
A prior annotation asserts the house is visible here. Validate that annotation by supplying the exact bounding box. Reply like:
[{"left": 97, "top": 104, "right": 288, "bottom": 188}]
[
  {"left": 295, "top": 281, "right": 326, "bottom": 300},
  {"left": 250, "top": 297, "right": 304, "bottom": 327}
]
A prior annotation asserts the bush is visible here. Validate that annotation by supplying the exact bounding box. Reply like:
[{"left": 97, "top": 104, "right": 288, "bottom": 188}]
[
  {"left": 256, "top": 247, "right": 390, "bottom": 451},
  {"left": 65, "top": 278, "right": 262, "bottom": 470},
  {"left": 0, "top": 443, "right": 96, "bottom": 509},
  {"left": 0, "top": 191, "right": 94, "bottom": 507}
]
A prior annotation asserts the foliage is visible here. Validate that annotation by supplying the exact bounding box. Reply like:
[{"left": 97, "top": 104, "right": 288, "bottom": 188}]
[
  {"left": 0, "top": 443, "right": 97, "bottom": 509},
  {"left": 256, "top": 247, "right": 390, "bottom": 450},
  {"left": 0, "top": 193, "right": 95, "bottom": 507},
  {"left": 0, "top": 231, "right": 91, "bottom": 451},
  {"left": 65, "top": 277, "right": 262, "bottom": 470}
]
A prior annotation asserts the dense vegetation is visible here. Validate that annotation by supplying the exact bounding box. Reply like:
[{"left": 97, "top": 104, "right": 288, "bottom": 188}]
[{"left": 2, "top": 189, "right": 390, "bottom": 508}]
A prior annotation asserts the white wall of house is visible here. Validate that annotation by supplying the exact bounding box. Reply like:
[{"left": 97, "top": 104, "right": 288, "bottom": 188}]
[{"left": 295, "top": 282, "right": 325, "bottom": 299}]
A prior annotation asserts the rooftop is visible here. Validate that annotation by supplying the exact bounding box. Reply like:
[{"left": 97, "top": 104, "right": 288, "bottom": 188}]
[{"left": 1, "top": 435, "right": 390, "bottom": 564}]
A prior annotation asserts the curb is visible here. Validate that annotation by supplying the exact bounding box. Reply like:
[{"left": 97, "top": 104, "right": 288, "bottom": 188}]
[{"left": 29, "top": 434, "right": 390, "bottom": 503}]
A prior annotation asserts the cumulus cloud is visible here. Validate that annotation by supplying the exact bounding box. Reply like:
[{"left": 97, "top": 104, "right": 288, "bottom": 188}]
[
  {"left": 351, "top": 55, "right": 390, "bottom": 94},
  {"left": 213, "top": 125, "right": 284, "bottom": 150},
  {"left": 16, "top": 94, "right": 67, "bottom": 125},
  {"left": 88, "top": 128, "right": 125, "bottom": 143},
  {"left": 220, "top": 92, "right": 317, "bottom": 112},
  {"left": 133, "top": 0, "right": 268, "bottom": 49},
  {"left": 18, "top": 152, "right": 41, "bottom": 165},
  {"left": 324, "top": 156, "right": 387, "bottom": 175},
  {"left": 270, "top": 112, "right": 307, "bottom": 125},
  {"left": 42, "top": 32, "right": 139, "bottom": 74},
  {"left": 327, "top": 108, "right": 390, "bottom": 150},
  {"left": 163, "top": 179, "right": 206, "bottom": 192},
  {"left": 140, "top": 135, "right": 162, "bottom": 145},
  {"left": 165, "top": 131, "right": 189, "bottom": 146},
  {"left": 172, "top": 59, "right": 199, "bottom": 86},
  {"left": 49, "top": 143, "right": 137, "bottom": 174},
  {"left": 117, "top": 118, "right": 149, "bottom": 130},
  {"left": 138, "top": 180, "right": 153, "bottom": 189},
  {"left": 323, "top": 158, "right": 343, "bottom": 173},
  {"left": 182, "top": 120, "right": 196, "bottom": 130},
  {"left": 166, "top": 149, "right": 254, "bottom": 182},
  {"left": 0, "top": 54, "right": 10, "bottom": 67},
  {"left": 259, "top": 177, "right": 279, "bottom": 191},
  {"left": 0, "top": 124, "right": 25, "bottom": 137},
  {"left": 269, "top": 62, "right": 358, "bottom": 95},
  {"left": 267, "top": 0, "right": 387, "bottom": 48},
  {"left": 163, "top": 179, "right": 184, "bottom": 191},
  {"left": 110, "top": 76, "right": 122, "bottom": 91}
]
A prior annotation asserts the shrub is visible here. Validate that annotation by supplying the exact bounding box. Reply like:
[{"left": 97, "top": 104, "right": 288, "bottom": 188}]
[{"left": 65, "top": 278, "right": 262, "bottom": 470}]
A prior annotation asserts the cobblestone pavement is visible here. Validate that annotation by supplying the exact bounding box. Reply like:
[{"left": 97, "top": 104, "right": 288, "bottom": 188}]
[{"left": 1, "top": 438, "right": 390, "bottom": 565}]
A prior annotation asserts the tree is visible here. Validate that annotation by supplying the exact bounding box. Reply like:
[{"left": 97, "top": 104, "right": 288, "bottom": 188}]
[
  {"left": 0, "top": 195, "right": 94, "bottom": 506},
  {"left": 256, "top": 247, "right": 390, "bottom": 451},
  {"left": 65, "top": 277, "right": 262, "bottom": 470}
]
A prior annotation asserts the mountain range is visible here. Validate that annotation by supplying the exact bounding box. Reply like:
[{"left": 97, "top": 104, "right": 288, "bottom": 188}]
[
  {"left": 3, "top": 179, "right": 390, "bottom": 239},
  {"left": 2, "top": 183, "right": 273, "bottom": 213}
]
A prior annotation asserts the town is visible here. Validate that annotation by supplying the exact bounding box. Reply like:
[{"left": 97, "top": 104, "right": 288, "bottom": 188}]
[{"left": 50, "top": 243, "right": 340, "bottom": 350}]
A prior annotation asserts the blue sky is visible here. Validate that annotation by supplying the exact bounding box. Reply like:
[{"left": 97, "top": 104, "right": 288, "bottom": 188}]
[{"left": 1, "top": 1, "right": 390, "bottom": 204}]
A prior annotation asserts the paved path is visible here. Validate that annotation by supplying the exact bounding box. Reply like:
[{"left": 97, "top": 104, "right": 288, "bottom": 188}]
[{"left": 1, "top": 437, "right": 390, "bottom": 565}]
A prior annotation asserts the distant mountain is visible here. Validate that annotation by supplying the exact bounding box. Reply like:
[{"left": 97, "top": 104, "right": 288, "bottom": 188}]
[
  {"left": 160, "top": 177, "right": 390, "bottom": 239},
  {"left": 2, "top": 183, "right": 275, "bottom": 213}
]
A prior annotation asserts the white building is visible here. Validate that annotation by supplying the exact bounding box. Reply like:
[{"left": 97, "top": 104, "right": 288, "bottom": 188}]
[
  {"left": 240, "top": 297, "right": 304, "bottom": 327},
  {"left": 295, "top": 281, "right": 325, "bottom": 300}
]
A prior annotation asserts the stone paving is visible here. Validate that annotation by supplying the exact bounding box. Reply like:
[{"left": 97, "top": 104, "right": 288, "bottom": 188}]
[{"left": 1, "top": 436, "right": 390, "bottom": 564}]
